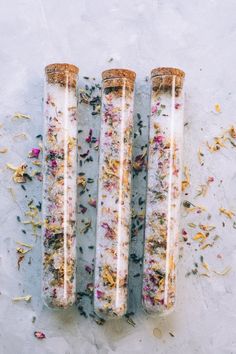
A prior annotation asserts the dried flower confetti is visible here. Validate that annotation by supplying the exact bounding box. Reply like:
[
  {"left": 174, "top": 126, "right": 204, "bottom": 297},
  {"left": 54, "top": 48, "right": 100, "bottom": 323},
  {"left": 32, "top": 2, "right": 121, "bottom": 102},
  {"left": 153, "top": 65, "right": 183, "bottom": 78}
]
[
  {"left": 213, "top": 266, "right": 231, "bottom": 276},
  {"left": 12, "top": 295, "right": 32, "bottom": 303},
  {"left": 34, "top": 331, "right": 46, "bottom": 340},
  {"left": 0, "top": 147, "right": 8, "bottom": 153},
  {"left": 28, "top": 148, "right": 40, "bottom": 158},
  {"left": 229, "top": 126, "right": 236, "bottom": 139},
  {"left": 219, "top": 208, "right": 235, "bottom": 219},
  {"left": 13, "top": 113, "right": 31, "bottom": 120},
  {"left": 199, "top": 224, "right": 216, "bottom": 232},
  {"left": 214, "top": 103, "right": 221, "bottom": 113},
  {"left": 88, "top": 198, "right": 96, "bottom": 208},
  {"left": 182, "top": 166, "right": 190, "bottom": 192},
  {"left": 193, "top": 232, "right": 207, "bottom": 242},
  {"left": 6, "top": 163, "right": 30, "bottom": 183}
]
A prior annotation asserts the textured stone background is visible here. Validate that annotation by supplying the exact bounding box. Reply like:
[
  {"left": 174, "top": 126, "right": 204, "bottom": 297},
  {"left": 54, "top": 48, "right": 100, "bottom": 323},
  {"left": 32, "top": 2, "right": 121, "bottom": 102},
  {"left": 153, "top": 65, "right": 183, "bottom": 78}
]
[{"left": 0, "top": 1, "right": 236, "bottom": 353}]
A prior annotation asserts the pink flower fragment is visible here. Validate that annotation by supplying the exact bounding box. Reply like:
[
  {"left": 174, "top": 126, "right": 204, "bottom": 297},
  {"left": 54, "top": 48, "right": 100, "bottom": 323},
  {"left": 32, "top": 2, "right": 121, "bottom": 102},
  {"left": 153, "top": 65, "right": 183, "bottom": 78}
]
[
  {"left": 96, "top": 290, "right": 105, "bottom": 299},
  {"left": 154, "top": 135, "right": 164, "bottom": 144},
  {"left": 51, "top": 160, "right": 57, "bottom": 168},
  {"left": 88, "top": 198, "right": 97, "bottom": 208},
  {"left": 86, "top": 129, "right": 93, "bottom": 143},
  {"left": 29, "top": 148, "right": 40, "bottom": 158},
  {"left": 34, "top": 331, "right": 46, "bottom": 340}
]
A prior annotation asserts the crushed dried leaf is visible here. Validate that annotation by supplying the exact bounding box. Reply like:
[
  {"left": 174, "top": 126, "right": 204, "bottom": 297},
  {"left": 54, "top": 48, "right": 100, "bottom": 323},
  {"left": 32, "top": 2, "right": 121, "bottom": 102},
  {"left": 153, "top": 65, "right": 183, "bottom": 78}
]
[
  {"left": 198, "top": 147, "right": 204, "bottom": 166},
  {"left": 13, "top": 113, "right": 31, "bottom": 120},
  {"left": 200, "top": 243, "right": 213, "bottom": 250},
  {"left": 16, "top": 241, "right": 32, "bottom": 248}
]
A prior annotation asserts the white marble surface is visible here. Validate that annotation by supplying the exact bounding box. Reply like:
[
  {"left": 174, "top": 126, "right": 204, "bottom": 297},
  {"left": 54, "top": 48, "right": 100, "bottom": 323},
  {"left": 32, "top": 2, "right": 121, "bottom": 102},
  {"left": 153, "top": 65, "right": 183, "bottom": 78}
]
[{"left": 0, "top": 0, "right": 236, "bottom": 353}]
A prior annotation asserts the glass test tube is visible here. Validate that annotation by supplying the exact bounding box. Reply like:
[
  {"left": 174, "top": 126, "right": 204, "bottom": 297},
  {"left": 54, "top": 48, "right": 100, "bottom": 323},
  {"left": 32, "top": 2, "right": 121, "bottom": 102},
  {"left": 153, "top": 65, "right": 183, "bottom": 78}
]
[
  {"left": 94, "top": 69, "right": 136, "bottom": 318},
  {"left": 142, "top": 67, "right": 185, "bottom": 314},
  {"left": 42, "top": 63, "right": 79, "bottom": 308}
]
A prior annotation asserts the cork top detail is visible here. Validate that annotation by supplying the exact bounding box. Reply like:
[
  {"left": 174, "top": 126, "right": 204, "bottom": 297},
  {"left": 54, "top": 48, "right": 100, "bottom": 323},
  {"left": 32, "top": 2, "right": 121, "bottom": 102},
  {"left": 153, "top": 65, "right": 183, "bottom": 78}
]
[
  {"left": 151, "top": 67, "right": 185, "bottom": 79},
  {"left": 102, "top": 69, "right": 136, "bottom": 82},
  {"left": 45, "top": 63, "right": 79, "bottom": 75},
  {"left": 45, "top": 63, "right": 79, "bottom": 88}
]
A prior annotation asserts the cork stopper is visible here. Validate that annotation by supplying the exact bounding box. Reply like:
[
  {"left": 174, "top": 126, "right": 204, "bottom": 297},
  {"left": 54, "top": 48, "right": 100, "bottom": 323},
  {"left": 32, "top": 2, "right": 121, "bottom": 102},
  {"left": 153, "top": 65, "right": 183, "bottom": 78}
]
[
  {"left": 151, "top": 67, "right": 185, "bottom": 79},
  {"left": 102, "top": 69, "right": 136, "bottom": 82},
  {"left": 45, "top": 63, "right": 79, "bottom": 88},
  {"left": 102, "top": 69, "right": 136, "bottom": 91},
  {"left": 151, "top": 67, "right": 185, "bottom": 96}
]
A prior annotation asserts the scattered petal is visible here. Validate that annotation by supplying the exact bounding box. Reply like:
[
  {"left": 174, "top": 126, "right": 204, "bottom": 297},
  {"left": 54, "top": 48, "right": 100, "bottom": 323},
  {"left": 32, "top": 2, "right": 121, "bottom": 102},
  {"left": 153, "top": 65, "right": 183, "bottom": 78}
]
[
  {"left": 0, "top": 147, "right": 8, "bottom": 153},
  {"left": 219, "top": 208, "right": 235, "bottom": 219},
  {"left": 88, "top": 198, "right": 97, "bottom": 208},
  {"left": 28, "top": 148, "right": 40, "bottom": 158},
  {"left": 229, "top": 126, "right": 236, "bottom": 139},
  {"left": 214, "top": 104, "right": 221, "bottom": 113},
  {"left": 213, "top": 266, "right": 231, "bottom": 276},
  {"left": 12, "top": 295, "right": 32, "bottom": 302},
  {"left": 199, "top": 224, "right": 216, "bottom": 232},
  {"left": 6, "top": 163, "right": 30, "bottom": 183},
  {"left": 193, "top": 232, "right": 207, "bottom": 241},
  {"left": 13, "top": 113, "right": 31, "bottom": 120},
  {"left": 34, "top": 331, "right": 46, "bottom": 340},
  {"left": 182, "top": 166, "right": 190, "bottom": 192}
]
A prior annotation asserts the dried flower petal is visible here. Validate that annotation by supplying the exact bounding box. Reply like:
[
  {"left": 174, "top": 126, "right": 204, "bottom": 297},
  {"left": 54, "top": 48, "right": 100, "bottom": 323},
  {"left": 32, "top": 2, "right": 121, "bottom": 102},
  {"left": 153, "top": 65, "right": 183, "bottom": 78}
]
[
  {"left": 13, "top": 113, "right": 31, "bottom": 120},
  {"left": 6, "top": 163, "right": 30, "bottom": 183},
  {"left": 229, "top": 126, "right": 236, "bottom": 139},
  {"left": 88, "top": 198, "right": 97, "bottom": 208},
  {"left": 199, "top": 224, "right": 215, "bottom": 232},
  {"left": 193, "top": 232, "right": 207, "bottom": 241},
  {"left": 214, "top": 104, "right": 221, "bottom": 113},
  {"left": 77, "top": 175, "right": 87, "bottom": 188},
  {"left": 219, "top": 208, "right": 235, "bottom": 219},
  {"left": 213, "top": 266, "right": 231, "bottom": 276},
  {"left": 12, "top": 295, "right": 32, "bottom": 302},
  {"left": 28, "top": 148, "right": 40, "bottom": 158},
  {"left": 182, "top": 166, "right": 190, "bottom": 192},
  {"left": 34, "top": 331, "right": 46, "bottom": 340},
  {"left": 0, "top": 147, "right": 8, "bottom": 153}
]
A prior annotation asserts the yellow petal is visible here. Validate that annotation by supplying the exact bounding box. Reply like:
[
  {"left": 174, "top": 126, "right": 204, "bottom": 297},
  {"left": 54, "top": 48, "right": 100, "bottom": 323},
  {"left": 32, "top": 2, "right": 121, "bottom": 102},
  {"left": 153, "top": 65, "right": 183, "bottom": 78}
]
[
  {"left": 215, "top": 104, "right": 221, "bottom": 113},
  {"left": 219, "top": 208, "right": 235, "bottom": 219},
  {"left": 193, "top": 232, "right": 207, "bottom": 241}
]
